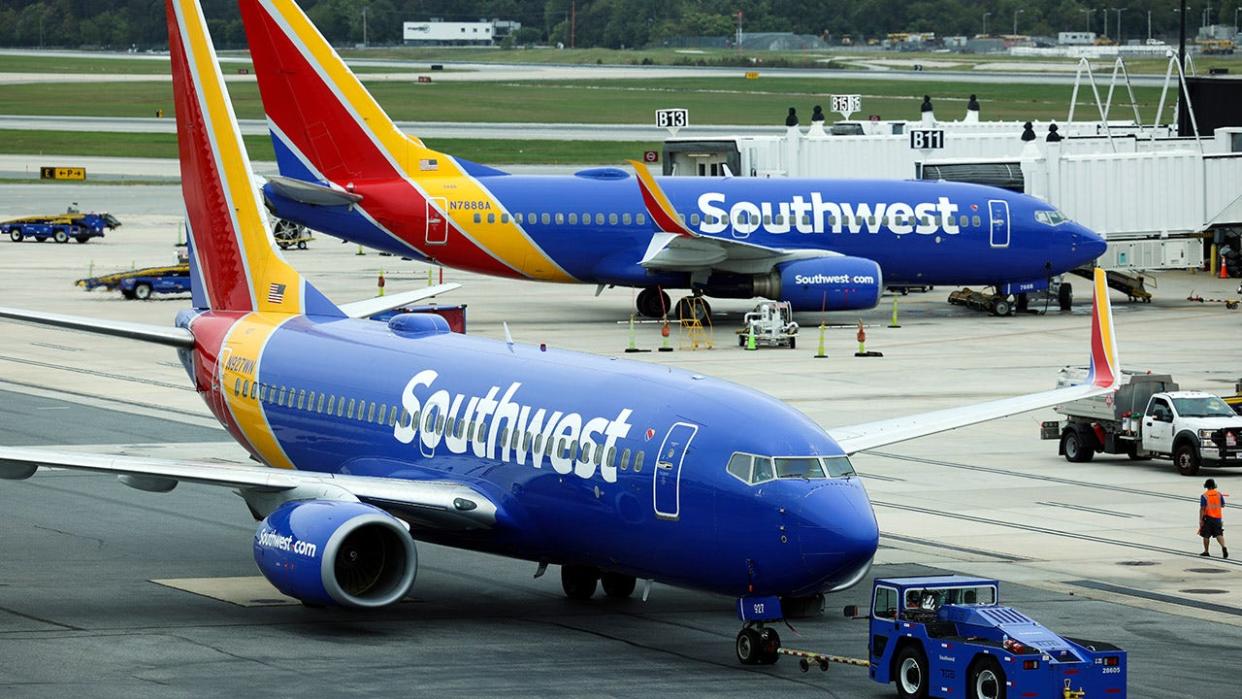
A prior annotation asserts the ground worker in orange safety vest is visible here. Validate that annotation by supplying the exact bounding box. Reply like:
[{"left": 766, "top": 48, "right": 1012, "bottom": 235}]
[{"left": 1200, "top": 478, "right": 1228, "bottom": 558}]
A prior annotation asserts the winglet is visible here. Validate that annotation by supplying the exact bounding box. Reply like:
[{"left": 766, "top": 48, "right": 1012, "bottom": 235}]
[
  {"left": 1087, "top": 267, "right": 1120, "bottom": 389},
  {"left": 628, "top": 160, "right": 696, "bottom": 237}
]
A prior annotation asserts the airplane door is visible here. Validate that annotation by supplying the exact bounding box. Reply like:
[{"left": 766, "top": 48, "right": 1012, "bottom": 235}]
[
  {"left": 426, "top": 198, "right": 448, "bottom": 245},
  {"left": 988, "top": 199, "right": 1010, "bottom": 248},
  {"left": 212, "top": 347, "right": 231, "bottom": 416},
  {"left": 653, "top": 422, "right": 697, "bottom": 520}
]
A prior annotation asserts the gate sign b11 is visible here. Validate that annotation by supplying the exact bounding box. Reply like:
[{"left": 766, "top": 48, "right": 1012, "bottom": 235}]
[
  {"left": 830, "top": 94, "right": 861, "bottom": 118},
  {"left": 909, "top": 129, "right": 945, "bottom": 149},
  {"left": 656, "top": 108, "right": 689, "bottom": 130}
]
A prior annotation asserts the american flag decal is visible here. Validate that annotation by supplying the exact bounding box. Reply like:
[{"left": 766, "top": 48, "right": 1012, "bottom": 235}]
[
  {"left": 419, "top": 158, "right": 438, "bottom": 171},
  {"left": 267, "top": 283, "right": 286, "bottom": 304}
]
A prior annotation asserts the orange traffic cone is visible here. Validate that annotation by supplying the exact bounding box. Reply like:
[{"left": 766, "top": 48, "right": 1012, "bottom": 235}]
[{"left": 1221, "top": 258, "right": 1229, "bottom": 280}]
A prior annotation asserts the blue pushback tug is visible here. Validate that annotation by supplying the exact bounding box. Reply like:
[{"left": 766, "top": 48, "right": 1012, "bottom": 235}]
[{"left": 866, "top": 576, "right": 1126, "bottom": 699}]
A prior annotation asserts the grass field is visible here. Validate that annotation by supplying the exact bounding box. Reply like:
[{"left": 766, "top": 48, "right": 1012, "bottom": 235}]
[
  {"left": 0, "top": 129, "right": 659, "bottom": 165},
  {"left": 0, "top": 54, "right": 435, "bottom": 75},
  {"left": 0, "top": 75, "right": 1172, "bottom": 124}
]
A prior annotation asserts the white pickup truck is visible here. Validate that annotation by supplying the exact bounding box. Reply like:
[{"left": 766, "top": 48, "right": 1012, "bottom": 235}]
[{"left": 1041, "top": 369, "right": 1242, "bottom": 475}]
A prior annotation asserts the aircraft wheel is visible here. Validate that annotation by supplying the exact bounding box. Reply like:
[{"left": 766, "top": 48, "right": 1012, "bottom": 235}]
[
  {"left": 894, "top": 645, "right": 930, "bottom": 699},
  {"left": 134, "top": 282, "right": 153, "bottom": 301},
  {"left": 600, "top": 572, "right": 636, "bottom": 598},
  {"left": 674, "top": 296, "right": 710, "bottom": 323},
  {"left": 757, "top": 627, "right": 781, "bottom": 665},
  {"left": 735, "top": 627, "right": 763, "bottom": 665},
  {"left": 636, "top": 287, "right": 670, "bottom": 319},
  {"left": 1058, "top": 282, "right": 1073, "bottom": 311},
  {"left": 560, "top": 564, "right": 598, "bottom": 600},
  {"left": 968, "top": 656, "right": 1006, "bottom": 699}
]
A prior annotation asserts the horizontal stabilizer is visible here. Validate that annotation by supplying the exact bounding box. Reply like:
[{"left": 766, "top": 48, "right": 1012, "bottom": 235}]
[
  {"left": 338, "top": 283, "right": 462, "bottom": 319},
  {"left": 0, "top": 306, "right": 194, "bottom": 348},
  {"left": 266, "top": 175, "right": 363, "bottom": 207}
]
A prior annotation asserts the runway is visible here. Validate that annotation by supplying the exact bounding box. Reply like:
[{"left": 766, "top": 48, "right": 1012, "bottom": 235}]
[
  {"left": 0, "top": 114, "right": 764, "bottom": 142},
  {"left": 0, "top": 186, "right": 1240, "bottom": 696}
]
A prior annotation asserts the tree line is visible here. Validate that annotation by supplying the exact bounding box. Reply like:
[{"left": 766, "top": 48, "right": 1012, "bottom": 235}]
[{"left": 0, "top": 1, "right": 1235, "bottom": 50}]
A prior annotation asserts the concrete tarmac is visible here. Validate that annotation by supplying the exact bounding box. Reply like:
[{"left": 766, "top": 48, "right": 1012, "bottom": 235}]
[{"left": 0, "top": 191, "right": 1239, "bottom": 696}]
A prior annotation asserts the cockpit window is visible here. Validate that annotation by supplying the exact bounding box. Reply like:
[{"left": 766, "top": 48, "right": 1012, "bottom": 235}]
[
  {"left": 725, "top": 453, "right": 853, "bottom": 485},
  {"left": 824, "top": 456, "right": 856, "bottom": 478},
  {"left": 1034, "top": 209, "right": 1069, "bottom": 226},
  {"left": 775, "top": 457, "right": 826, "bottom": 479}
]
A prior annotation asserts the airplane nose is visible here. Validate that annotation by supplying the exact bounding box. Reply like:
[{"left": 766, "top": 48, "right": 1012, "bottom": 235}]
[
  {"left": 796, "top": 481, "right": 879, "bottom": 593},
  {"left": 1074, "top": 225, "right": 1108, "bottom": 264}
]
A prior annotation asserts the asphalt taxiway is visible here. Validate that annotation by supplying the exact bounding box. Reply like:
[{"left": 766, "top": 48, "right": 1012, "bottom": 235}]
[{"left": 1, "top": 190, "right": 1240, "bottom": 696}]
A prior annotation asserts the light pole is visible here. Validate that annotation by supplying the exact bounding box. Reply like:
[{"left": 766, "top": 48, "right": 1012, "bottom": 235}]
[
  {"left": 1013, "top": 8, "right": 1025, "bottom": 35},
  {"left": 1114, "top": 8, "right": 1127, "bottom": 44},
  {"left": 983, "top": 11, "right": 991, "bottom": 35},
  {"left": 1147, "top": 10, "right": 1152, "bottom": 43},
  {"left": 1101, "top": 8, "right": 1109, "bottom": 39},
  {"left": 362, "top": 5, "right": 368, "bottom": 47},
  {"left": 1080, "top": 8, "right": 1092, "bottom": 33}
]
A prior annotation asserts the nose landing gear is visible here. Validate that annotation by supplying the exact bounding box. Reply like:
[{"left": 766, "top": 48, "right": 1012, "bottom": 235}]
[{"left": 736, "top": 624, "right": 782, "bottom": 665}]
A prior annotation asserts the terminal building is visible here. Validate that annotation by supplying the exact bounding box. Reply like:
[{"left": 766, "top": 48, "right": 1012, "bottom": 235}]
[{"left": 402, "top": 21, "right": 495, "bottom": 46}]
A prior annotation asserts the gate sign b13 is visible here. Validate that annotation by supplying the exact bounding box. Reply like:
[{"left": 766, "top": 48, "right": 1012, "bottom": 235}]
[
  {"left": 909, "top": 129, "right": 945, "bottom": 149},
  {"left": 656, "top": 109, "right": 689, "bottom": 129}
]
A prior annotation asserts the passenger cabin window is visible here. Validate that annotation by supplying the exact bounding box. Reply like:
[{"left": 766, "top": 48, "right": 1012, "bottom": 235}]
[
  {"left": 608, "top": 213, "right": 618, "bottom": 225},
  {"left": 473, "top": 213, "right": 481, "bottom": 224},
  {"left": 568, "top": 213, "right": 578, "bottom": 224},
  {"left": 555, "top": 213, "right": 564, "bottom": 225},
  {"left": 972, "top": 215, "right": 982, "bottom": 227},
  {"left": 623, "top": 213, "right": 632, "bottom": 225},
  {"left": 620, "top": 448, "right": 631, "bottom": 470},
  {"left": 633, "top": 450, "right": 645, "bottom": 472},
  {"left": 594, "top": 213, "right": 604, "bottom": 225},
  {"left": 636, "top": 213, "right": 647, "bottom": 225},
  {"left": 487, "top": 213, "right": 496, "bottom": 224},
  {"left": 541, "top": 213, "right": 550, "bottom": 225},
  {"left": 515, "top": 213, "right": 524, "bottom": 223},
  {"left": 501, "top": 213, "right": 510, "bottom": 223}
]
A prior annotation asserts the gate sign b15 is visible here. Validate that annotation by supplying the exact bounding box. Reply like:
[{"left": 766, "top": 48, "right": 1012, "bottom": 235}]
[
  {"left": 656, "top": 108, "right": 689, "bottom": 129},
  {"left": 830, "top": 94, "right": 861, "bottom": 117},
  {"left": 909, "top": 129, "right": 945, "bottom": 149}
]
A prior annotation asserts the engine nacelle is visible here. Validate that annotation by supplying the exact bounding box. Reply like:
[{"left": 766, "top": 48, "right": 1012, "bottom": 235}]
[
  {"left": 253, "top": 500, "right": 417, "bottom": 608},
  {"left": 702, "top": 257, "right": 883, "bottom": 312}
]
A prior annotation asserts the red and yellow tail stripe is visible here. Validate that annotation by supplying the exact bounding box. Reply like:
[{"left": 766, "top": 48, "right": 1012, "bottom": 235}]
[
  {"left": 216, "top": 315, "right": 296, "bottom": 469},
  {"left": 629, "top": 160, "right": 695, "bottom": 237},
  {"left": 168, "top": 0, "right": 305, "bottom": 313},
  {"left": 243, "top": 0, "right": 574, "bottom": 283},
  {"left": 1088, "top": 267, "right": 1119, "bottom": 389}
]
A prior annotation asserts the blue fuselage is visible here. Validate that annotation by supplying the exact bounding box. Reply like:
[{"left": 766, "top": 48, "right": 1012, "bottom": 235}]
[{"left": 179, "top": 309, "right": 878, "bottom": 598}]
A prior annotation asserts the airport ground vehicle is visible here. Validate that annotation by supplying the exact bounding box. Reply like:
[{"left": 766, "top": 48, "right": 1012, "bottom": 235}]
[
  {"left": 736, "top": 301, "right": 798, "bottom": 348},
  {"left": 272, "top": 219, "right": 312, "bottom": 250},
  {"left": 77, "top": 264, "right": 192, "bottom": 300},
  {"left": 1043, "top": 369, "right": 1242, "bottom": 475},
  {"left": 2, "top": 209, "right": 120, "bottom": 243},
  {"left": 864, "top": 576, "right": 1126, "bottom": 699}
]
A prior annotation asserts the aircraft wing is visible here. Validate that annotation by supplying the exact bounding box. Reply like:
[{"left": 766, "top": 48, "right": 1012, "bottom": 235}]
[
  {"left": 629, "top": 160, "right": 837, "bottom": 275},
  {"left": 0, "top": 447, "right": 498, "bottom": 531},
  {"left": 639, "top": 231, "right": 836, "bottom": 274},
  {"left": 338, "top": 283, "right": 462, "bottom": 319},
  {"left": 827, "top": 267, "right": 1121, "bottom": 455}
]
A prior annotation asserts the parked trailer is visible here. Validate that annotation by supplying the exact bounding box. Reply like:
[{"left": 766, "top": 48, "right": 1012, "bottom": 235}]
[
  {"left": 76, "top": 264, "right": 191, "bottom": 300},
  {"left": 2, "top": 209, "right": 120, "bottom": 244},
  {"left": 1041, "top": 368, "right": 1242, "bottom": 475}
]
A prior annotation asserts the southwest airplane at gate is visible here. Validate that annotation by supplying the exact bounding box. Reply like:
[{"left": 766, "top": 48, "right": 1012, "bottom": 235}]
[
  {"left": 242, "top": 0, "right": 1107, "bottom": 320},
  {"left": 0, "top": 0, "right": 1121, "bottom": 665}
]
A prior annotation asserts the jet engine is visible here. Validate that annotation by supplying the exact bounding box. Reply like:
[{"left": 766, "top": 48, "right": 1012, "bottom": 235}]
[
  {"left": 700, "top": 256, "right": 883, "bottom": 312},
  {"left": 253, "top": 500, "right": 417, "bottom": 608}
]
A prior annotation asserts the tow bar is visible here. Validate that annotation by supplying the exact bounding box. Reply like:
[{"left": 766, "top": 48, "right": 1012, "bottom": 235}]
[{"left": 775, "top": 646, "right": 870, "bottom": 673}]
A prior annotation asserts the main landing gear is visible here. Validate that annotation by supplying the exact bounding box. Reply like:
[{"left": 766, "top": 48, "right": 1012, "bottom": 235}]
[
  {"left": 635, "top": 287, "right": 713, "bottom": 322},
  {"left": 560, "top": 564, "right": 636, "bottom": 600}
]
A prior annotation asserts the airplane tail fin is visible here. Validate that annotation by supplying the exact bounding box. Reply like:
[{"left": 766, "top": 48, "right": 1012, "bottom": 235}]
[
  {"left": 167, "top": 0, "right": 340, "bottom": 317},
  {"left": 239, "top": 0, "right": 452, "bottom": 185},
  {"left": 1087, "top": 267, "right": 1119, "bottom": 389}
]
